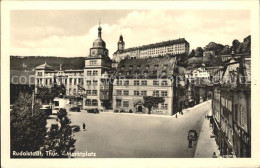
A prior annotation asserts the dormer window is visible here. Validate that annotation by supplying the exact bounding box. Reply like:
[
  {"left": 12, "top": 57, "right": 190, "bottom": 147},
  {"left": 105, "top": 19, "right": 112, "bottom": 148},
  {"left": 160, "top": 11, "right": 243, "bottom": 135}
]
[
  {"left": 146, "top": 65, "right": 149, "bottom": 69},
  {"left": 154, "top": 65, "right": 158, "bottom": 68},
  {"left": 163, "top": 64, "right": 167, "bottom": 68}
]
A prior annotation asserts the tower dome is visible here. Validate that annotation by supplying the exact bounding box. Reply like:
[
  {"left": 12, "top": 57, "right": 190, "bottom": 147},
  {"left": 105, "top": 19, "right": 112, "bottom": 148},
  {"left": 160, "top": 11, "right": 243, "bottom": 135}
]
[{"left": 93, "top": 25, "right": 106, "bottom": 48}]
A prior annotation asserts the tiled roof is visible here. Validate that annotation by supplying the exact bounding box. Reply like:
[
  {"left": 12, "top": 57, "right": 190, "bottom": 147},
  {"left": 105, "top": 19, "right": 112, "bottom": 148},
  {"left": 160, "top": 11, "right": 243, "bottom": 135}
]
[
  {"left": 115, "top": 56, "right": 178, "bottom": 79},
  {"left": 114, "top": 38, "right": 189, "bottom": 54}
]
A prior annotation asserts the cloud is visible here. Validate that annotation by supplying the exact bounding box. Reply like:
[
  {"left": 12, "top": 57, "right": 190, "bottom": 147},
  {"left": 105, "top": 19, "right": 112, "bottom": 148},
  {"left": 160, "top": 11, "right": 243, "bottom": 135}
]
[{"left": 11, "top": 10, "right": 250, "bottom": 57}]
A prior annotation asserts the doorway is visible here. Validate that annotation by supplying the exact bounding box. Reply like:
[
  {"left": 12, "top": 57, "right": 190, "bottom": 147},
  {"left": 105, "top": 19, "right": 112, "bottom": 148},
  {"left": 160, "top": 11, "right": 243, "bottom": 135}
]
[{"left": 137, "top": 106, "right": 142, "bottom": 112}]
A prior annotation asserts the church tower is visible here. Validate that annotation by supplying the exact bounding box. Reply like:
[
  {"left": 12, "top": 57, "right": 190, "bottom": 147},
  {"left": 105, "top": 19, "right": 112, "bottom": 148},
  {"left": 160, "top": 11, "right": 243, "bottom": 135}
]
[
  {"left": 117, "top": 34, "right": 125, "bottom": 51},
  {"left": 83, "top": 22, "right": 112, "bottom": 110}
]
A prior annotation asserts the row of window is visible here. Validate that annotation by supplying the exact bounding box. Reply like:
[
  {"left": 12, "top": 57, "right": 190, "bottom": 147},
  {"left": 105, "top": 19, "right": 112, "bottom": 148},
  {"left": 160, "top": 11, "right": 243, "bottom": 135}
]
[
  {"left": 86, "top": 90, "right": 97, "bottom": 96},
  {"left": 116, "top": 99, "right": 168, "bottom": 109},
  {"left": 87, "top": 70, "right": 98, "bottom": 76},
  {"left": 116, "top": 80, "right": 168, "bottom": 86},
  {"left": 116, "top": 90, "right": 168, "bottom": 97},
  {"left": 85, "top": 99, "right": 98, "bottom": 106},
  {"left": 121, "top": 64, "right": 168, "bottom": 70}
]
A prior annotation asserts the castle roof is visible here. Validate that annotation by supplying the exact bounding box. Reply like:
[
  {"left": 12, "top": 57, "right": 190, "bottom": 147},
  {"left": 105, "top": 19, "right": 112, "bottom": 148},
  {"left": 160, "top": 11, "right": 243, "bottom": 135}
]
[{"left": 115, "top": 56, "right": 181, "bottom": 79}]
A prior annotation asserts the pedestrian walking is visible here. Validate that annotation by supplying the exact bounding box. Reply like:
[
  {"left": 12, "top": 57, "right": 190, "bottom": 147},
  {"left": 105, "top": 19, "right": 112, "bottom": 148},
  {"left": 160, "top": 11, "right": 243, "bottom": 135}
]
[
  {"left": 83, "top": 123, "right": 86, "bottom": 131},
  {"left": 212, "top": 152, "right": 217, "bottom": 158},
  {"left": 176, "top": 114, "right": 178, "bottom": 118}
]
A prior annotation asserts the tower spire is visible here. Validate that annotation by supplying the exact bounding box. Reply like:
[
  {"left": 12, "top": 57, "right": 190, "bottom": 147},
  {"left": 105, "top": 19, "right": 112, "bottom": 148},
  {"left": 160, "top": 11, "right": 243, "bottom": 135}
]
[{"left": 98, "top": 19, "right": 102, "bottom": 38}]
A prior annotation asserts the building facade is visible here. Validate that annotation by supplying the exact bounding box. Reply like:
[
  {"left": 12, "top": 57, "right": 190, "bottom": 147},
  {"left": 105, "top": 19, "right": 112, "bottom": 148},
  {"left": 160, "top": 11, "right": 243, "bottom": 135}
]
[
  {"left": 212, "top": 54, "right": 251, "bottom": 157},
  {"left": 112, "top": 56, "right": 186, "bottom": 115},
  {"left": 83, "top": 24, "right": 112, "bottom": 110},
  {"left": 113, "top": 35, "right": 190, "bottom": 62}
]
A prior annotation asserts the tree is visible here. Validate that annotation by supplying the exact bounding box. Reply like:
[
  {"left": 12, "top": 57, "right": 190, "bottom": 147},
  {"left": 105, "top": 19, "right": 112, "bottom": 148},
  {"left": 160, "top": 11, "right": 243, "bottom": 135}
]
[
  {"left": 143, "top": 96, "right": 165, "bottom": 114},
  {"left": 43, "top": 109, "right": 76, "bottom": 158},
  {"left": 11, "top": 92, "right": 47, "bottom": 158},
  {"left": 189, "top": 49, "right": 195, "bottom": 58},
  {"left": 195, "top": 47, "right": 204, "bottom": 57}
]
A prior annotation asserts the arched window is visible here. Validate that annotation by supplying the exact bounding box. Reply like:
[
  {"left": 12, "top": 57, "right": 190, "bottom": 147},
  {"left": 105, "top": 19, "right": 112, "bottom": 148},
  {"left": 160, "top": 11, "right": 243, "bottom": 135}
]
[
  {"left": 85, "top": 99, "right": 91, "bottom": 106},
  {"left": 92, "top": 99, "right": 98, "bottom": 106}
]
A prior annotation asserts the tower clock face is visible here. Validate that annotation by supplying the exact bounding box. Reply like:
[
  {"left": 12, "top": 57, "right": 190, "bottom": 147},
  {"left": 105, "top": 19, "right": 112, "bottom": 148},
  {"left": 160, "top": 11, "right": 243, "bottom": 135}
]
[{"left": 91, "top": 50, "right": 96, "bottom": 56}]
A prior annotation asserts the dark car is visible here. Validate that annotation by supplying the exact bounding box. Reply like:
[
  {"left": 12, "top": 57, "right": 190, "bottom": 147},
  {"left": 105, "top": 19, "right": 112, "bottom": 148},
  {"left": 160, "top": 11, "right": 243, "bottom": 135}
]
[
  {"left": 187, "top": 130, "right": 198, "bottom": 141},
  {"left": 87, "top": 108, "right": 99, "bottom": 114},
  {"left": 70, "top": 106, "right": 81, "bottom": 112},
  {"left": 70, "top": 125, "right": 80, "bottom": 133}
]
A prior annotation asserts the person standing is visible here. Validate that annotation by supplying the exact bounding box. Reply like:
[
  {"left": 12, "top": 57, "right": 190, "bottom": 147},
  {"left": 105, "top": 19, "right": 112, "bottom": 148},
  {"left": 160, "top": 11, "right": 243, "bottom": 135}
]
[{"left": 83, "top": 123, "right": 86, "bottom": 130}]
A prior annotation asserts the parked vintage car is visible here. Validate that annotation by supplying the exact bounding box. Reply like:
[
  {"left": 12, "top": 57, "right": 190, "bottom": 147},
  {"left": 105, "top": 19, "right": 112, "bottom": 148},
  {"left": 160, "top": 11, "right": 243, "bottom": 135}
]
[
  {"left": 187, "top": 130, "right": 198, "bottom": 141},
  {"left": 70, "top": 125, "right": 80, "bottom": 133},
  {"left": 70, "top": 106, "right": 81, "bottom": 112},
  {"left": 87, "top": 108, "right": 99, "bottom": 114}
]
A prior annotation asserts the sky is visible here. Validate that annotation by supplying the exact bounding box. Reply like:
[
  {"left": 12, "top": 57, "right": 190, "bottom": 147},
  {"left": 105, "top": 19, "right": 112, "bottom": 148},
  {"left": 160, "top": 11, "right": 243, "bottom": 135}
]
[{"left": 10, "top": 10, "right": 250, "bottom": 58}]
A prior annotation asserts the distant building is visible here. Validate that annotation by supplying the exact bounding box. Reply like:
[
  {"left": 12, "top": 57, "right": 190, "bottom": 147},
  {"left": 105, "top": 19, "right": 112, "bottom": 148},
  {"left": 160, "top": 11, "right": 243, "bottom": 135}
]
[
  {"left": 212, "top": 54, "right": 251, "bottom": 157},
  {"left": 113, "top": 56, "right": 186, "bottom": 115},
  {"left": 113, "top": 35, "right": 190, "bottom": 62},
  {"left": 203, "top": 50, "right": 215, "bottom": 57},
  {"left": 191, "top": 65, "right": 210, "bottom": 79}
]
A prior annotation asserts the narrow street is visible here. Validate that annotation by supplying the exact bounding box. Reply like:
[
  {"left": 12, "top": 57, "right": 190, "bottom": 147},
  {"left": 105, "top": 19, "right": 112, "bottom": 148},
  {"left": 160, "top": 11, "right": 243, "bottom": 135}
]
[{"left": 57, "top": 100, "right": 212, "bottom": 158}]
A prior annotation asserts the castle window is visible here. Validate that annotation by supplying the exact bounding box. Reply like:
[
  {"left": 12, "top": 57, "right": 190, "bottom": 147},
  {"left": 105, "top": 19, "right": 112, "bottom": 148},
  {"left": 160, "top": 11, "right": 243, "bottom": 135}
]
[
  {"left": 161, "top": 103, "right": 168, "bottom": 109},
  {"left": 161, "top": 91, "right": 168, "bottom": 97},
  {"left": 153, "top": 80, "right": 159, "bottom": 85},
  {"left": 134, "top": 91, "right": 139, "bottom": 96},
  {"left": 116, "top": 90, "right": 122, "bottom": 95},
  {"left": 116, "top": 80, "right": 123, "bottom": 85},
  {"left": 141, "top": 80, "right": 147, "bottom": 86},
  {"left": 161, "top": 80, "right": 168, "bottom": 86},
  {"left": 92, "top": 90, "right": 97, "bottom": 96},
  {"left": 87, "top": 80, "right": 91, "bottom": 85},
  {"left": 152, "top": 91, "right": 159, "bottom": 97},
  {"left": 93, "top": 80, "right": 98, "bottom": 86},
  {"left": 123, "top": 90, "right": 129, "bottom": 96},
  {"left": 86, "top": 90, "right": 91, "bottom": 95},
  {"left": 141, "top": 91, "right": 147, "bottom": 96},
  {"left": 37, "top": 72, "right": 42, "bottom": 76},
  {"left": 123, "top": 101, "right": 129, "bottom": 107},
  {"left": 85, "top": 99, "right": 91, "bottom": 106},
  {"left": 92, "top": 99, "right": 98, "bottom": 106},
  {"left": 93, "top": 71, "right": 98, "bottom": 76},
  {"left": 134, "top": 80, "right": 139, "bottom": 86},
  {"left": 116, "top": 99, "right": 122, "bottom": 107},
  {"left": 87, "top": 71, "right": 92, "bottom": 76}
]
